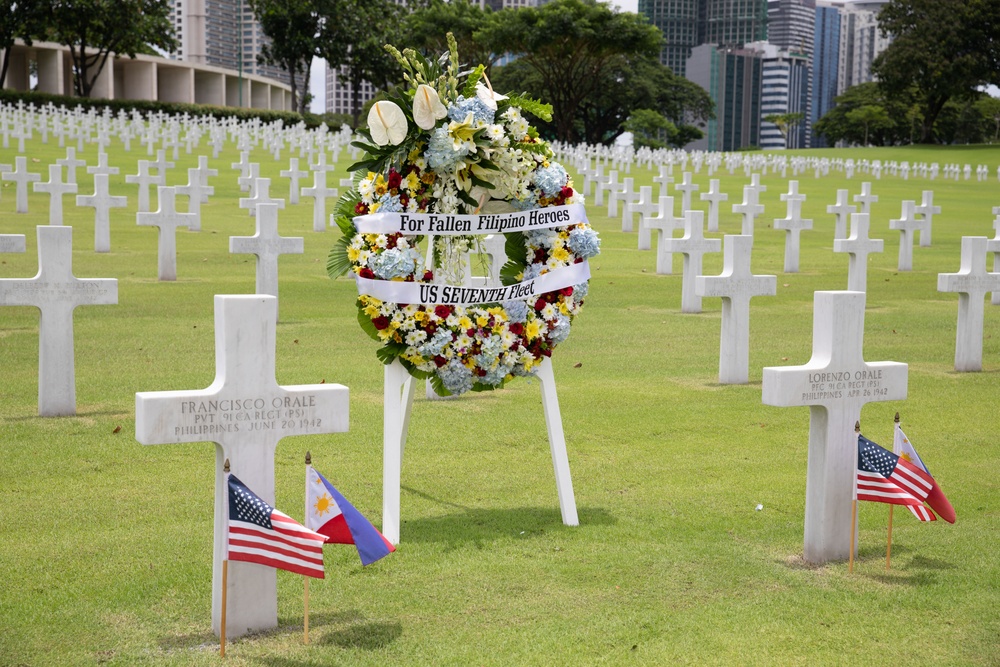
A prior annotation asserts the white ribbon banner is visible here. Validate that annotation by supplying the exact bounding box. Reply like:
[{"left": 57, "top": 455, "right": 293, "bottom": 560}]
[
  {"left": 354, "top": 203, "right": 588, "bottom": 236},
  {"left": 356, "top": 261, "right": 590, "bottom": 306}
]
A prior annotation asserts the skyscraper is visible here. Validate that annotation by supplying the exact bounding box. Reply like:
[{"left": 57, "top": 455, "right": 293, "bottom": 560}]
[
  {"left": 767, "top": 0, "right": 815, "bottom": 56},
  {"left": 686, "top": 43, "right": 763, "bottom": 151},
  {"left": 837, "top": 0, "right": 892, "bottom": 95},
  {"left": 811, "top": 2, "right": 841, "bottom": 146},
  {"left": 755, "top": 42, "right": 810, "bottom": 149},
  {"left": 639, "top": 0, "right": 767, "bottom": 77}
]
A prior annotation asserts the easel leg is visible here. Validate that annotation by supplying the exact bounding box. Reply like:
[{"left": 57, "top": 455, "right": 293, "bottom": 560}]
[
  {"left": 536, "top": 358, "right": 579, "bottom": 526},
  {"left": 383, "top": 360, "right": 414, "bottom": 545}
]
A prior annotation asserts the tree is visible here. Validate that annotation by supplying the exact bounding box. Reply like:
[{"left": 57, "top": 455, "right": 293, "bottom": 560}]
[
  {"left": 47, "top": 0, "right": 176, "bottom": 98},
  {"left": 0, "top": 1, "right": 47, "bottom": 88},
  {"left": 623, "top": 109, "right": 675, "bottom": 149},
  {"left": 844, "top": 106, "right": 891, "bottom": 146},
  {"left": 402, "top": 0, "right": 502, "bottom": 74},
  {"left": 873, "top": 0, "right": 1000, "bottom": 143},
  {"left": 476, "top": 0, "right": 663, "bottom": 142},
  {"left": 763, "top": 112, "right": 805, "bottom": 149},
  {"left": 250, "top": 0, "right": 327, "bottom": 115},
  {"left": 813, "top": 82, "right": 913, "bottom": 146},
  {"left": 976, "top": 96, "right": 1000, "bottom": 142},
  {"left": 339, "top": 0, "right": 405, "bottom": 127}
]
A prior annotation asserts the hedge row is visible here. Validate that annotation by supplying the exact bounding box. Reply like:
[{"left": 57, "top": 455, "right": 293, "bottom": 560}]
[{"left": 0, "top": 88, "right": 318, "bottom": 127}]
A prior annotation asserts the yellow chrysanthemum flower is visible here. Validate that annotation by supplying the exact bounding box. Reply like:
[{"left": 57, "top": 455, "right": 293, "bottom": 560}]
[
  {"left": 525, "top": 320, "right": 541, "bottom": 340},
  {"left": 551, "top": 246, "right": 570, "bottom": 262},
  {"left": 459, "top": 316, "right": 473, "bottom": 330}
]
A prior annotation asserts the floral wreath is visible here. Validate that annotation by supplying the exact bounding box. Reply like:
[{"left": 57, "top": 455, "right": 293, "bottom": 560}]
[{"left": 328, "top": 36, "right": 600, "bottom": 396}]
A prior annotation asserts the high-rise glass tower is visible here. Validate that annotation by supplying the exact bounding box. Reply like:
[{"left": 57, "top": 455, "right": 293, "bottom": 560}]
[
  {"left": 767, "top": 0, "right": 815, "bottom": 56},
  {"left": 637, "top": 0, "right": 700, "bottom": 77},
  {"left": 811, "top": 2, "right": 840, "bottom": 146}
]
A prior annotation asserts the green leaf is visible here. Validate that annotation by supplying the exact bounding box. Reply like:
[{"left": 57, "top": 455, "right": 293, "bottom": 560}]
[
  {"left": 429, "top": 374, "right": 452, "bottom": 397},
  {"left": 457, "top": 188, "right": 479, "bottom": 208},
  {"left": 506, "top": 93, "right": 553, "bottom": 122},
  {"left": 463, "top": 64, "right": 486, "bottom": 97},
  {"left": 326, "top": 235, "right": 353, "bottom": 279},
  {"left": 376, "top": 342, "right": 407, "bottom": 365},
  {"left": 357, "top": 307, "right": 381, "bottom": 342}
]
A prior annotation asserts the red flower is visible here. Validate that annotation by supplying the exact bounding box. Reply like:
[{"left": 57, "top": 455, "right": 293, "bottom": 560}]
[
  {"left": 433, "top": 355, "right": 448, "bottom": 367},
  {"left": 509, "top": 322, "right": 524, "bottom": 336},
  {"left": 560, "top": 186, "right": 574, "bottom": 199},
  {"left": 355, "top": 202, "right": 369, "bottom": 215},
  {"left": 422, "top": 270, "right": 434, "bottom": 281},
  {"left": 387, "top": 170, "right": 402, "bottom": 190},
  {"left": 372, "top": 315, "right": 390, "bottom": 330},
  {"left": 359, "top": 267, "right": 375, "bottom": 279},
  {"left": 467, "top": 328, "right": 476, "bottom": 337},
  {"left": 434, "top": 305, "right": 452, "bottom": 319},
  {"left": 560, "top": 286, "right": 574, "bottom": 297},
  {"left": 534, "top": 298, "right": 547, "bottom": 311},
  {"left": 533, "top": 248, "right": 547, "bottom": 263}
]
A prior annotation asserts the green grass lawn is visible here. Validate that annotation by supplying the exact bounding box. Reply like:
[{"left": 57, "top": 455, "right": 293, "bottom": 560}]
[{"left": 1, "top": 136, "right": 998, "bottom": 666}]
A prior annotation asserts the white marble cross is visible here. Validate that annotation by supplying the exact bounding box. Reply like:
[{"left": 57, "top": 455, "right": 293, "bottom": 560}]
[
  {"left": 279, "top": 157, "right": 308, "bottom": 205},
  {"left": 607, "top": 176, "right": 634, "bottom": 219},
  {"left": 626, "top": 186, "right": 660, "bottom": 250},
  {"left": 77, "top": 173, "right": 127, "bottom": 252},
  {"left": 643, "top": 195, "right": 684, "bottom": 275},
  {"left": 653, "top": 164, "right": 674, "bottom": 197},
  {"left": 239, "top": 177, "right": 285, "bottom": 217},
  {"left": 86, "top": 150, "right": 119, "bottom": 177},
  {"left": 832, "top": 213, "right": 884, "bottom": 292},
  {"left": 774, "top": 181, "right": 813, "bottom": 273},
  {"left": 937, "top": 236, "right": 1000, "bottom": 372},
  {"left": 914, "top": 190, "right": 940, "bottom": 247},
  {"left": 136, "top": 187, "right": 196, "bottom": 281},
  {"left": 992, "top": 206, "right": 1000, "bottom": 306},
  {"left": 174, "top": 167, "right": 214, "bottom": 230},
  {"left": 135, "top": 294, "right": 349, "bottom": 639},
  {"left": 593, "top": 169, "right": 617, "bottom": 207},
  {"left": 619, "top": 179, "right": 641, "bottom": 232},
  {"left": 699, "top": 178, "right": 728, "bottom": 233},
  {"left": 663, "top": 210, "right": 720, "bottom": 313},
  {"left": 56, "top": 146, "right": 86, "bottom": 185},
  {"left": 695, "top": 234, "right": 776, "bottom": 384},
  {"left": 300, "top": 170, "right": 337, "bottom": 233},
  {"left": 0, "top": 233, "right": 26, "bottom": 254},
  {"left": 889, "top": 200, "right": 922, "bottom": 271},
  {"left": 151, "top": 149, "right": 174, "bottom": 184},
  {"left": 125, "top": 160, "right": 160, "bottom": 213},
  {"left": 763, "top": 290, "right": 907, "bottom": 564},
  {"left": 853, "top": 182, "right": 878, "bottom": 215},
  {"left": 732, "top": 185, "right": 765, "bottom": 238},
  {"left": 230, "top": 203, "right": 303, "bottom": 303},
  {"left": 237, "top": 162, "right": 261, "bottom": 195},
  {"left": 3, "top": 156, "right": 42, "bottom": 213},
  {"left": 674, "top": 171, "right": 700, "bottom": 213},
  {"left": 0, "top": 226, "right": 117, "bottom": 416},
  {"left": 826, "top": 189, "right": 856, "bottom": 241},
  {"left": 33, "top": 164, "right": 78, "bottom": 225}
]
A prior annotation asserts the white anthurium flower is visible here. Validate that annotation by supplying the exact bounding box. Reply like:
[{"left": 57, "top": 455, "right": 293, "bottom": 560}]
[
  {"left": 367, "top": 100, "right": 408, "bottom": 146},
  {"left": 412, "top": 84, "right": 448, "bottom": 130},
  {"left": 475, "top": 81, "right": 508, "bottom": 111}
]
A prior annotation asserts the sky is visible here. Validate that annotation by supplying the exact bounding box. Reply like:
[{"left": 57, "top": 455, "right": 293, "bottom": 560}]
[{"left": 308, "top": 0, "right": 639, "bottom": 114}]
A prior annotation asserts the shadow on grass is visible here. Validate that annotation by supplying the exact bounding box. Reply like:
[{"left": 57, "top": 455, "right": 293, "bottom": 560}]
[
  {"left": 319, "top": 619, "right": 403, "bottom": 650},
  {"left": 156, "top": 611, "right": 366, "bottom": 652},
  {"left": 399, "top": 487, "right": 615, "bottom": 547}
]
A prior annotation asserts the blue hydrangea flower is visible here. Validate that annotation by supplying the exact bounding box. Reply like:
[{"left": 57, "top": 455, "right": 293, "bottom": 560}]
[
  {"left": 427, "top": 125, "right": 469, "bottom": 172},
  {"left": 377, "top": 193, "right": 403, "bottom": 212},
  {"left": 372, "top": 248, "right": 416, "bottom": 280},
  {"left": 438, "top": 358, "right": 474, "bottom": 394},
  {"left": 503, "top": 299, "right": 529, "bottom": 323},
  {"left": 532, "top": 163, "right": 568, "bottom": 197},
  {"left": 549, "top": 313, "right": 572, "bottom": 344},
  {"left": 524, "top": 228, "right": 556, "bottom": 247},
  {"left": 447, "top": 95, "right": 495, "bottom": 125},
  {"left": 573, "top": 281, "right": 589, "bottom": 305},
  {"left": 510, "top": 190, "right": 539, "bottom": 211},
  {"left": 474, "top": 335, "right": 503, "bottom": 368},
  {"left": 481, "top": 363, "right": 510, "bottom": 386},
  {"left": 418, "top": 328, "right": 453, "bottom": 358},
  {"left": 567, "top": 227, "right": 601, "bottom": 258},
  {"left": 523, "top": 263, "right": 544, "bottom": 280},
  {"left": 511, "top": 361, "right": 539, "bottom": 378}
]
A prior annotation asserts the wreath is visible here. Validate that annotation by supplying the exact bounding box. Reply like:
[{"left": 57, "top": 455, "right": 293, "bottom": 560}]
[{"left": 328, "top": 36, "right": 600, "bottom": 396}]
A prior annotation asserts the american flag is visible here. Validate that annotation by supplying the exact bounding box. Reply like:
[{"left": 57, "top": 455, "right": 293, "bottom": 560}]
[
  {"left": 227, "top": 474, "right": 327, "bottom": 579},
  {"left": 856, "top": 434, "right": 934, "bottom": 512}
]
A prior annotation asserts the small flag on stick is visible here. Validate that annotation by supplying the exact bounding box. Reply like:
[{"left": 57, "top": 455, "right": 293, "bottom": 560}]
[
  {"left": 306, "top": 465, "right": 395, "bottom": 565},
  {"left": 856, "top": 434, "right": 934, "bottom": 512},
  {"left": 894, "top": 423, "right": 956, "bottom": 523},
  {"left": 226, "top": 473, "right": 327, "bottom": 578}
]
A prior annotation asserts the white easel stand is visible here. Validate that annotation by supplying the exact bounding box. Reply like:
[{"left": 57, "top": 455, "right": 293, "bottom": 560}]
[{"left": 382, "top": 357, "right": 579, "bottom": 545}]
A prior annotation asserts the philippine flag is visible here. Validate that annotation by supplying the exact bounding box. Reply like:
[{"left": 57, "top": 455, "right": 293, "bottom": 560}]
[{"left": 306, "top": 465, "right": 395, "bottom": 565}]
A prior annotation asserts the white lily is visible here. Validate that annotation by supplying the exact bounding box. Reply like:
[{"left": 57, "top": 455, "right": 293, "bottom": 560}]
[
  {"left": 475, "top": 81, "right": 508, "bottom": 111},
  {"left": 412, "top": 84, "right": 448, "bottom": 130},
  {"left": 367, "top": 100, "right": 408, "bottom": 146}
]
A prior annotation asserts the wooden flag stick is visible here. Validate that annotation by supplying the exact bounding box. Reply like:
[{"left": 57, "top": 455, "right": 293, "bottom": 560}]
[
  {"left": 886, "top": 412, "right": 900, "bottom": 571},
  {"left": 304, "top": 578, "right": 310, "bottom": 644},
  {"left": 849, "top": 420, "right": 860, "bottom": 573},
  {"left": 304, "top": 450, "right": 311, "bottom": 644},
  {"left": 220, "top": 559, "right": 229, "bottom": 658}
]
